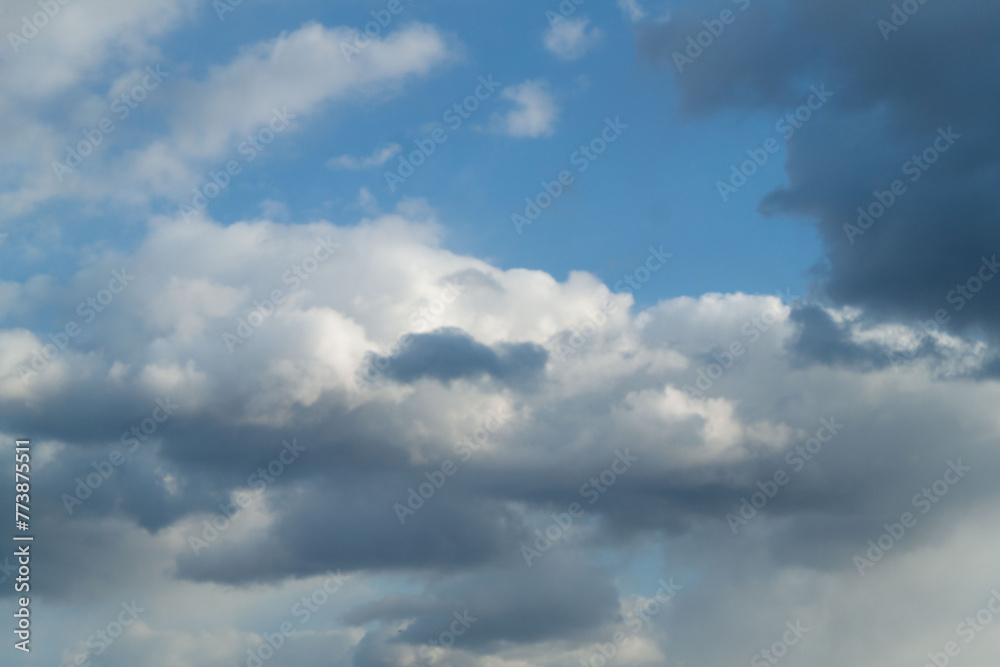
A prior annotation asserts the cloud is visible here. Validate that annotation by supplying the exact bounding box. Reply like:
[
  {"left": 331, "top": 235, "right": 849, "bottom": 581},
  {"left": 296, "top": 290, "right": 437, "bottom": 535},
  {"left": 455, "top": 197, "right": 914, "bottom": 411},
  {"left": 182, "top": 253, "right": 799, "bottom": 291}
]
[
  {"left": 2, "top": 2, "right": 997, "bottom": 664},
  {"left": 327, "top": 143, "right": 402, "bottom": 170},
  {"left": 127, "top": 22, "right": 451, "bottom": 199},
  {"left": 167, "top": 22, "right": 449, "bottom": 160},
  {"left": 3, "top": 213, "right": 1000, "bottom": 666},
  {"left": 490, "top": 80, "right": 558, "bottom": 138},
  {"left": 0, "top": 21, "right": 453, "bottom": 219},
  {"left": 543, "top": 16, "right": 603, "bottom": 61},
  {"left": 617, "top": 0, "right": 648, "bottom": 23},
  {"left": 635, "top": 0, "right": 1000, "bottom": 349},
  {"left": 368, "top": 328, "right": 548, "bottom": 387},
  {"left": 0, "top": 0, "right": 199, "bottom": 219},
  {"left": 0, "top": 0, "right": 197, "bottom": 99}
]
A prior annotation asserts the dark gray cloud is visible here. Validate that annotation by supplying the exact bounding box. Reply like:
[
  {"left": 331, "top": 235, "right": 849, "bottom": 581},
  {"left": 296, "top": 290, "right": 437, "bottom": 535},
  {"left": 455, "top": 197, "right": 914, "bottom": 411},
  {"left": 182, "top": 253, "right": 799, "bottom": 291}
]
[
  {"left": 639, "top": 0, "right": 1000, "bottom": 342},
  {"left": 785, "top": 304, "right": 892, "bottom": 369},
  {"left": 371, "top": 328, "right": 548, "bottom": 387}
]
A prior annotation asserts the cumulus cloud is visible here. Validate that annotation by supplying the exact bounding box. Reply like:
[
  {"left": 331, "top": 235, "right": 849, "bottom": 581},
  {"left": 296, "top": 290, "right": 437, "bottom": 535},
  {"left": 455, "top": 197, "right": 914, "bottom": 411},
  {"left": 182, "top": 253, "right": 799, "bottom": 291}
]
[
  {"left": 0, "top": 0, "right": 198, "bottom": 218},
  {"left": 2, "top": 1, "right": 996, "bottom": 665},
  {"left": 3, "top": 207, "right": 1000, "bottom": 665},
  {"left": 490, "top": 80, "right": 558, "bottom": 138},
  {"left": 0, "top": 0, "right": 197, "bottom": 99},
  {"left": 543, "top": 16, "right": 603, "bottom": 61}
]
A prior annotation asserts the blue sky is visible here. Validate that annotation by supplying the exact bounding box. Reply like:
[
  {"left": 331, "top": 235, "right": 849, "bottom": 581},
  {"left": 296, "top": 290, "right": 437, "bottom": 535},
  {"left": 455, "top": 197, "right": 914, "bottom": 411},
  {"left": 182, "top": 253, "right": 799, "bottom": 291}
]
[
  {"left": 3, "top": 0, "right": 822, "bottom": 308},
  {"left": 1, "top": 1, "right": 999, "bottom": 666}
]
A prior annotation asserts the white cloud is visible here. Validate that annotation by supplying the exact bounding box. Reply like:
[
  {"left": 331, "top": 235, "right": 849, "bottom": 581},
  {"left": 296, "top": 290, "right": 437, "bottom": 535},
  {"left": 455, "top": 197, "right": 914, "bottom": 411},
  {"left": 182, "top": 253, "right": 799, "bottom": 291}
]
[
  {"left": 122, "top": 22, "right": 451, "bottom": 203},
  {"left": 0, "top": 0, "right": 197, "bottom": 99},
  {"left": 0, "top": 21, "right": 453, "bottom": 218},
  {"left": 5, "top": 211, "right": 1000, "bottom": 667},
  {"left": 327, "top": 143, "right": 402, "bottom": 170},
  {"left": 491, "top": 80, "right": 558, "bottom": 138},
  {"left": 617, "top": 0, "right": 648, "bottom": 22},
  {"left": 0, "top": 0, "right": 198, "bottom": 219},
  {"left": 164, "top": 22, "right": 449, "bottom": 161},
  {"left": 543, "top": 16, "right": 603, "bottom": 61}
]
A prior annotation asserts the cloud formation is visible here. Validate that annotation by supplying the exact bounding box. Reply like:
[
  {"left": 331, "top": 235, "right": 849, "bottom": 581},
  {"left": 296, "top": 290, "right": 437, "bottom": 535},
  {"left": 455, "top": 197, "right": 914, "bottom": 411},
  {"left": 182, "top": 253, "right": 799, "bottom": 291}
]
[
  {"left": 543, "top": 16, "right": 603, "bottom": 61},
  {"left": 2, "top": 206, "right": 999, "bottom": 665},
  {"left": 491, "top": 79, "right": 559, "bottom": 138}
]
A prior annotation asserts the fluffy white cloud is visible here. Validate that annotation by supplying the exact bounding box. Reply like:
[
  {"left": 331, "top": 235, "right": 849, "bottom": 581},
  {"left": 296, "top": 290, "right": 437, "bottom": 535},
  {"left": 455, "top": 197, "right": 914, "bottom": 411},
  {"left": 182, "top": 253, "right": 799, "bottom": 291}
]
[
  {"left": 0, "top": 0, "right": 197, "bottom": 99},
  {"left": 0, "top": 0, "right": 198, "bottom": 218},
  {"left": 491, "top": 80, "right": 559, "bottom": 138},
  {"left": 543, "top": 16, "right": 603, "bottom": 61},
  {"left": 4, "top": 209, "right": 1000, "bottom": 666}
]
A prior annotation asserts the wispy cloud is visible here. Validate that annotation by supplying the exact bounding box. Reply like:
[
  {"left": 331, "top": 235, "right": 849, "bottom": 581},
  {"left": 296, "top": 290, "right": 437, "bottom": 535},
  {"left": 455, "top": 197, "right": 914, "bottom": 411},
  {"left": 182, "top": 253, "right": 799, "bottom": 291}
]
[
  {"left": 327, "top": 143, "right": 402, "bottom": 170},
  {"left": 617, "top": 0, "right": 648, "bottom": 23}
]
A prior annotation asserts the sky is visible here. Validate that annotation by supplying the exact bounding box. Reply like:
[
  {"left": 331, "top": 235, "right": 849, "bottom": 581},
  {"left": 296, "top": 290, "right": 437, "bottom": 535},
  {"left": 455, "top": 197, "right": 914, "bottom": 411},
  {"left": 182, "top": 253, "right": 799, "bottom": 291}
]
[{"left": 0, "top": 0, "right": 998, "bottom": 666}]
